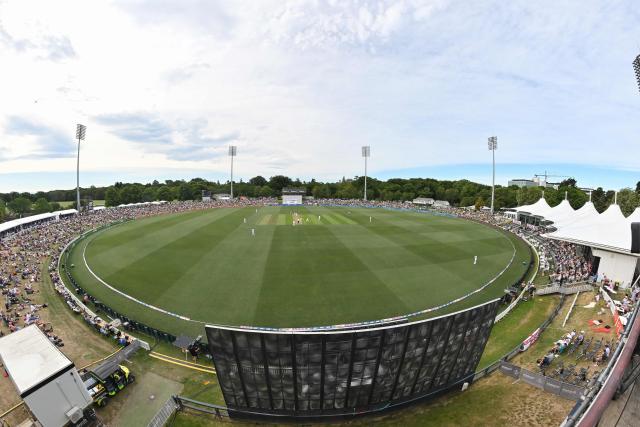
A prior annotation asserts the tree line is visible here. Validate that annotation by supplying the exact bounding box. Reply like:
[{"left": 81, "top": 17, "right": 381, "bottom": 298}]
[{"left": 2, "top": 175, "right": 640, "bottom": 222}]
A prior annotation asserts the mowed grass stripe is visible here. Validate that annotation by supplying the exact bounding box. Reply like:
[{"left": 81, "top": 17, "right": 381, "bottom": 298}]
[
  {"left": 331, "top": 212, "right": 357, "bottom": 224},
  {"left": 345, "top": 208, "right": 516, "bottom": 298},
  {"left": 154, "top": 217, "right": 277, "bottom": 324},
  {"left": 75, "top": 206, "right": 532, "bottom": 331},
  {"left": 87, "top": 208, "right": 252, "bottom": 301},
  {"left": 323, "top": 211, "right": 510, "bottom": 309},
  {"left": 258, "top": 214, "right": 272, "bottom": 225},
  {"left": 86, "top": 208, "right": 238, "bottom": 273},
  {"left": 252, "top": 207, "right": 409, "bottom": 327},
  {"left": 324, "top": 221, "right": 443, "bottom": 308},
  {"left": 68, "top": 232, "right": 203, "bottom": 337}
]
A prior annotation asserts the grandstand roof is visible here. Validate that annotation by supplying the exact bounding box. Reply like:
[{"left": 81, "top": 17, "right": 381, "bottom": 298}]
[
  {"left": 543, "top": 199, "right": 575, "bottom": 226},
  {"left": 515, "top": 197, "right": 552, "bottom": 217},
  {"left": 626, "top": 207, "right": 640, "bottom": 224},
  {"left": 512, "top": 196, "right": 638, "bottom": 254},
  {"left": 545, "top": 203, "right": 635, "bottom": 254},
  {"left": 0, "top": 209, "right": 77, "bottom": 236}
]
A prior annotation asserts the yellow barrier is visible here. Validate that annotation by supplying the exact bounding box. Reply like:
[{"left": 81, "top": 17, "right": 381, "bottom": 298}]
[
  {"left": 150, "top": 351, "right": 214, "bottom": 370},
  {"left": 149, "top": 352, "right": 216, "bottom": 374},
  {"left": 0, "top": 401, "right": 24, "bottom": 420}
]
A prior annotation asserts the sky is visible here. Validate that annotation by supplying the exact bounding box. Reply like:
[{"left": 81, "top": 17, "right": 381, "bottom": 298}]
[{"left": 1, "top": 0, "right": 639, "bottom": 193}]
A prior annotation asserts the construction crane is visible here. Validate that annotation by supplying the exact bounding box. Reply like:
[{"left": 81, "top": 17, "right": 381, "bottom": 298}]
[{"left": 534, "top": 171, "right": 572, "bottom": 183}]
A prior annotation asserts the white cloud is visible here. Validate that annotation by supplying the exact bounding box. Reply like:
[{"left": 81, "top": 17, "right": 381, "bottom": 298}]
[{"left": 1, "top": 0, "right": 639, "bottom": 192}]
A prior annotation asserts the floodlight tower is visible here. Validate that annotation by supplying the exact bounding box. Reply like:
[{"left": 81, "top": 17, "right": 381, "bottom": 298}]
[
  {"left": 362, "top": 146, "right": 370, "bottom": 201},
  {"left": 229, "top": 145, "right": 237, "bottom": 199},
  {"left": 75, "top": 124, "right": 86, "bottom": 213},
  {"left": 634, "top": 54, "right": 640, "bottom": 93},
  {"left": 488, "top": 136, "right": 497, "bottom": 215}
]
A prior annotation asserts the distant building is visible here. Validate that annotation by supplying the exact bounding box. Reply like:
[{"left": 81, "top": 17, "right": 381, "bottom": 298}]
[
  {"left": 412, "top": 197, "right": 434, "bottom": 206},
  {"left": 214, "top": 193, "right": 231, "bottom": 201},
  {"left": 509, "top": 178, "right": 561, "bottom": 189},
  {"left": 202, "top": 190, "right": 212, "bottom": 202},
  {"left": 508, "top": 179, "right": 536, "bottom": 188},
  {"left": 433, "top": 200, "right": 450, "bottom": 208}
]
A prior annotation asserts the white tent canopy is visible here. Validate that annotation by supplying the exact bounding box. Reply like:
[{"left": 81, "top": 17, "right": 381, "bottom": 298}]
[
  {"left": 511, "top": 196, "right": 640, "bottom": 287},
  {"left": 515, "top": 197, "right": 553, "bottom": 217},
  {"left": 626, "top": 207, "right": 640, "bottom": 224},
  {"left": 546, "top": 203, "right": 632, "bottom": 252},
  {"left": 543, "top": 199, "right": 575, "bottom": 225},
  {"left": 510, "top": 195, "right": 639, "bottom": 253}
]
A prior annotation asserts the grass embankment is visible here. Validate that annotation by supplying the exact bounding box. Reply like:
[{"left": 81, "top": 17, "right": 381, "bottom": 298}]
[{"left": 479, "top": 296, "right": 560, "bottom": 369}]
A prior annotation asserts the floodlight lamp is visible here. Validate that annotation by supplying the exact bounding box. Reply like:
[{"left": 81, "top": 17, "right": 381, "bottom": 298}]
[
  {"left": 229, "top": 145, "right": 237, "bottom": 157},
  {"left": 362, "top": 146, "right": 370, "bottom": 157},
  {"left": 76, "top": 124, "right": 86, "bottom": 141},
  {"left": 488, "top": 136, "right": 497, "bottom": 150},
  {"left": 633, "top": 55, "right": 640, "bottom": 92}
]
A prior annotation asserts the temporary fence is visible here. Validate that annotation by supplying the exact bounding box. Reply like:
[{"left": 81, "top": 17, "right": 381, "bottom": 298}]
[
  {"left": 499, "top": 361, "right": 585, "bottom": 401},
  {"left": 536, "top": 283, "right": 593, "bottom": 296}
]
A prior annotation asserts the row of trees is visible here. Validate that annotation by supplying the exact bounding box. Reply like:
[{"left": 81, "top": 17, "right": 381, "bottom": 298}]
[
  {"left": 3, "top": 175, "right": 640, "bottom": 220},
  {"left": 0, "top": 196, "right": 66, "bottom": 219}
]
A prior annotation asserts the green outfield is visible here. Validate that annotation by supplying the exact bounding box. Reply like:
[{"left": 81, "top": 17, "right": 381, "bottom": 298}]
[{"left": 64, "top": 206, "right": 531, "bottom": 336}]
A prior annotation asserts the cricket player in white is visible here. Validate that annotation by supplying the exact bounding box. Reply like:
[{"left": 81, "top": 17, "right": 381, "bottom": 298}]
[
  {"left": 474, "top": 256, "right": 478, "bottom": 265},
  {"left": 251, "top": 228, "right": 255, "bottom": 236}
]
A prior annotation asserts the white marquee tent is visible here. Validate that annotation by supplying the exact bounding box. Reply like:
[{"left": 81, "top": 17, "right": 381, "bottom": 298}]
[
  {"left": 545, "top": 203, "right": 630, "bottom": 253},
  {"left": 542, "top": 199, "right": 575, "bottom": 226},
  {"left": 510, "top": 195, "right": 640, "bottom": 288},
  {"left": 515, "top": 197, "right": 553, "bottom": 218}
]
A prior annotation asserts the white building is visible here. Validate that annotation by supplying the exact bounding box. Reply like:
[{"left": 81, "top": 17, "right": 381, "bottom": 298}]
[
  {"left": 412, "top": 197, "right": 434, "bottom": 206},
  {"left": 433, "top": 200, "right": 450, "bottom": 208},
  {"left": 0, "top": 326, "right": 93, "bottom": 427}
]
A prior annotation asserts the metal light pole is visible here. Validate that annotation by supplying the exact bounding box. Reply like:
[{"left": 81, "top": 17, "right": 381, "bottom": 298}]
[
  {"left": 362, "top": 146, "right": 370, "bottom": 201},
  {"left": 75, "top": 124, "right": 86, "bottom": 212},
  {"left": 229, "top": 145, "right": 237, "bottom": 199},
  {"left": 488, "top": 136, "right": 497, "bottom": 214},
  {"left": 633, "top": 54, "right": 640, "bottom": 93}
]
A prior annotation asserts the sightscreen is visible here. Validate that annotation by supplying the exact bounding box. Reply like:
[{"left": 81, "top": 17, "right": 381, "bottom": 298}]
[{"left": 206, "top": 299, "right": 499, "bottom": 420}]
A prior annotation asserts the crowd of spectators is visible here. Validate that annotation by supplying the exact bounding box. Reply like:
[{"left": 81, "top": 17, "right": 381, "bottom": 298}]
[
  {"left": 307, "top": 198, "right": 414, "bottom": 210},
  {"left": 1, "top": 196, "right": 633, "bottom": 370},
  {"left": 1, "top": 199, "right": 273, "bottom": 346}
]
